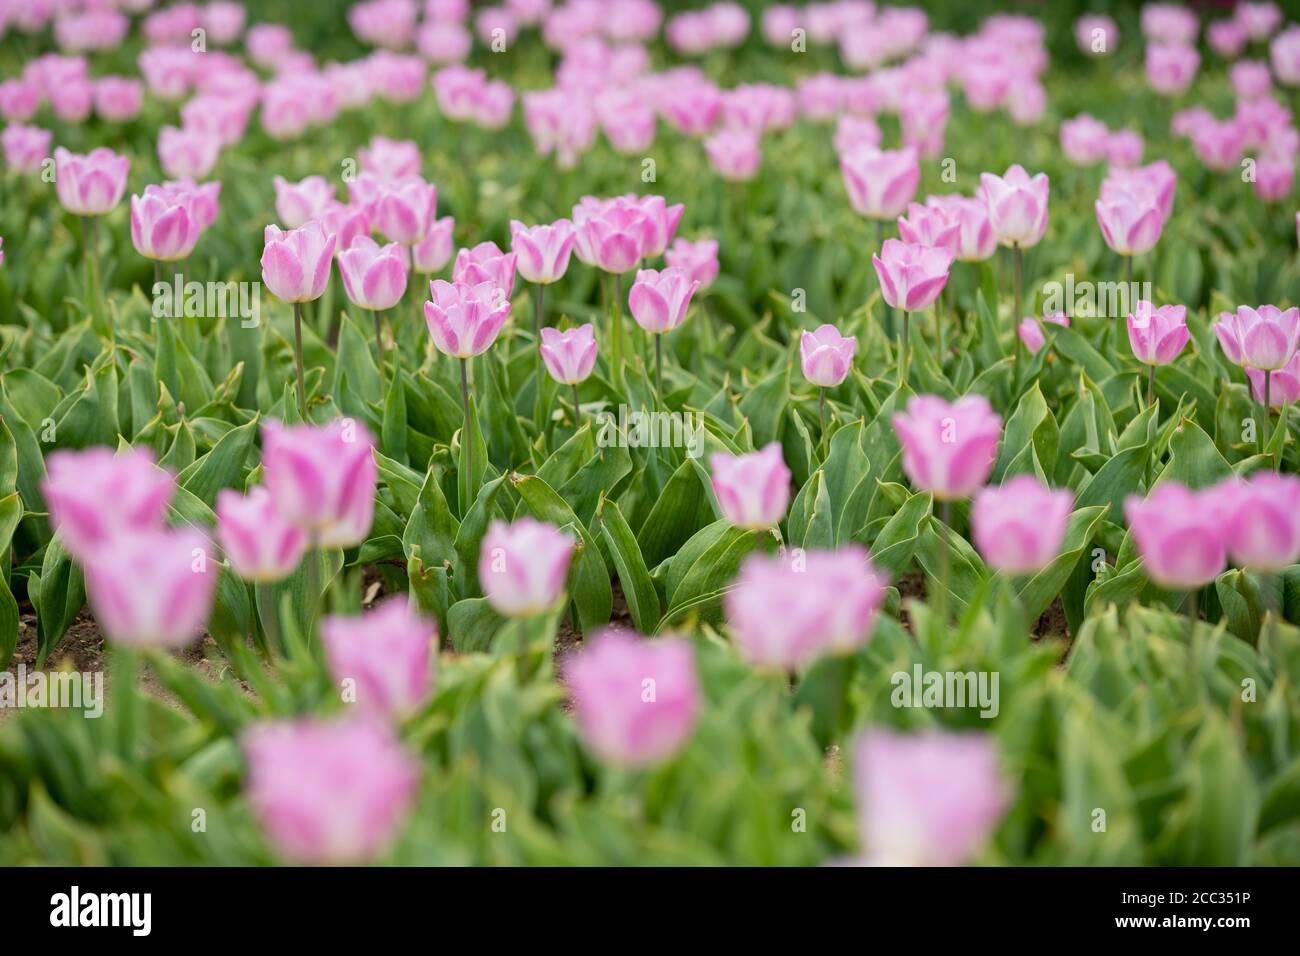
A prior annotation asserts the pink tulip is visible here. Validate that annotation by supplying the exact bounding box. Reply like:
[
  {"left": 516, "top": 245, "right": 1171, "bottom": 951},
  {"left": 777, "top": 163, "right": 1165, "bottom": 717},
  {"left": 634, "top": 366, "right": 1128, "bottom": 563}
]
[
  {"left": 573, "top": 196, "right": 653, "bottom": 273},
  {"left": 1105, "top": 129, "right": 1144, "bottom": 168},
  {"left": 1146, "top": 44, "right": 1200, "bottom": 96},
  {"left": 1127, "top": 301, "right": 1189, "bottom": 366},
  {"left": 1215, "top": 305, "right": 1300, "bottom": 371},
  {"left": 83, "top": 527, "right": 216, "bottom": 648},
  {"left": 1141, "top": 3, "right": 1199, "bottom": 46},
  {"left": 567, "top": 630, "right": 700, "bottom": 768},
  {"left": 1124, "top": 483, "right": 1226, "bottom": 590},
  {"left": 725, "top": 546, "right": 887, "bottom": 669},
  {"left": 664, "top": 237, "right": 720, "bottom": 288},
  {"left": 246, "top": 23, "right": 296, "bottom": 66},
  {"left": 129, "top": 192, "right": 200, "bottom": 262},
  {"left": 1210, "top": 18, "right": 1249, "bottom": 57},
  {"left": 478, "top": 517, "right": 574, "bottom": 617},
  {"left": 630, "top": 195, "right": 685, "bottom": 259},
  {"left": 351, "top": 174, "right": 438, "bottom": 245},
  {"left": 262, "top": 419, "right": 378, "bottom": 549},
  {"left": 1254, "top": 157, "right": 1293, "bottom": 203},
  {"left": 1102, "top": 161, "right": 1176, "bottom": 221},
  {"left": 322, "top": 598, "right": 436, "bottom": 720},
  {"left": 417, "top": 20, "right": 472, "bottom": 63},
  {"left": 1060, "top": 114, "right": 1110, "bottom": 165},
  {"left": 273, "top": 175, "right": 336, "bottom": 230},
  {"left": 452, "top": 241, "right": 517, "bottom": 297},
  {"left": 901, "top": 90, "right": 951, "bottom": 156},
  {"left": 53, "top": 147, "right": 129, "bottom": 217},
  {"left": 972, "top": 476, "right": 1072, "bottom": 574},
  {"left": 261, "top": 221, "right": 336, "bottom": 303},
  {"left": 1216, "top": 474, "right": 1300, "bottom": 571},
  {"left": 203, "top": 1, "right": 247, "bottom": 44},
  {"left": 1076, "top": 14, "right": 1118, "bottom": 56},
  {"left": 94, "top": 76, "right": 143, "bottom": 122},
  {"left": 628, "top": 266, "right": 700, "bottom": 334},
  {"left": 0, "top": 79, "right": 39, "bottom": 122},
  {"left": 49, "top": 79, "right": 93, "bottom": 123},
  {"left": 1236, "top": 2, "right": 1282, "bottom": 41},
  {"left": 1231, "top": 60, "right": 1273, "bottom": 100},
  {"left": 925, "top": 194, "right": 997, "bottom": 262},
  {"left": 872, "top": 239, "right": 953, "bottom": 313},
  {"left": 896, "top": 202, "right": 960, "bottom": 258},
  {"left": 833, "top": 114, "right": 882, "bottom": 156},
  {"left": 1248, "top": 351, "right": 1300, "bottom": 406},
  {"left": 42, "top": 447, "right": 173, "bottom": 562},
  {"left": 704, "top": 126, "right": 761, "bottom": 181},
  {"left": 800, "top": 324, "right": 856, "bottom": 387},
  {"left": 710, "top": 442, "right": 791, "bottom": 530},
  {"left": 1192, "top": 119, "right": 1245, "bottom": 172},
  {"left": 411, "top": 215, "right": 455, "bottom": 273},
  {"left": 358, "top": 135, "right": 422, "bottom": 180},
  {"left": 1095, "top": 191, "right": 1164, "bottom": 256},
  {"left": 339, "top": 236, "right": 409, "bottom": 312},
  {"left": 840, "top": 146, "right": 920, "bottom": 221},
  {"left": 892, "top": 394, "right": 1003, "bottom": 500},
  {"left": 243, "top": 718, "right": 419, "bottom": 865},
  {"left": 1017, "top": 317, "right": 1046, "bottom": 354},
  {"left": 1270, "top": 25, "right": 1300, "bottom": 85},
  {"left": 147, "top": 179, "right": 221, "bottom": 232},
  {"left": 979, "top": 164, "right": 1049, "bottom": 248},
  {"left": 852, "top": 729, "right": 1008, "bottom": 866},
  {"left": 315, "top": 202, "right": 371, "bottom": 256},
  {"left": 157, "top": 126, "right": 221, "bottom": 180},
  {"left": 424, "top": 279, "right": 511, "bottom": 358},
  {"left": 216, "top": 487, "right": 309, "bottom": 583},
  {"left": 540, "top": 325, "right": 597, "bottom": 385},
  {"left": 1, "top": 124, "right": 51, "bottom": 172},
  {"left": 510, "top": 219, "right": 576, "bottom": 285}
]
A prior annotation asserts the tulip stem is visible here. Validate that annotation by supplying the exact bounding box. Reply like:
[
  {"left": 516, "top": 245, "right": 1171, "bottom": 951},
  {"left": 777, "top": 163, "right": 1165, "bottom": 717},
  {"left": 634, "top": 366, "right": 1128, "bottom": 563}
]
[
  {"left": 1147, "top": 364, "right": 1155, "bottom": 409},
  {"left": 1184, "top": 588, "right": 1198, "bottom": 644},
  {"left": 154, "top": 260, "right": 162, "bottom": 314},
  {"left": 460, "top": 356, "right": 473, "bottom": 484},
  {"left": 818, "top": 387, "right": 826, "bottom": 435},
  {"left": 898, "top": 311, "right": 910, "bottom": 389},
  {"left": 611, "top": 272, "right": 625, "bottom": 390},
  {"left": 936, "top": 500, "right": 952, "bottom": 636},
  {"left": 935, "top": 299, "right": 945, "bottom": 363},
  {"left": 292, "top": 302, "right": 307, "bottom": 419},
  {"left": 572, "top": 383, "right": 581, "bottom": 429},
  {"left": 373, "top": 310, "right": 385, "bottom": 387},
  {"left": 1266, "top": 371, "right": 1275, "bottom": 468},
  {"left": 655, "top": 334, "right": 663, "bottom": 400},
  {"left": 1011, "top": 242, "right": 1022, "bottom": 389},
  {"left": 534, "top": 283, "right": 544, "bottom": 338}
]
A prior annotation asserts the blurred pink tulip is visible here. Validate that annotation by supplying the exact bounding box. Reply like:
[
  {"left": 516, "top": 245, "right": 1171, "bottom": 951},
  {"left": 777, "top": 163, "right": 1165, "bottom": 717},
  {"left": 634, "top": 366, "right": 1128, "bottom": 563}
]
[
  {"left": 351, "top": 174, "right": 438, "bottom": 245},
  {"left": 897, "top": 202, "right": 961, "bottom": 258},
  {"left": 1216, "top": 474, "right": 1300, "bottom": 571},
  {"left": 316, "top": 202, "right": 371, "bottom": 256},
  {"left": 0, "top": 79, "right": 39, "bottom": 122},
  {"left": 1145, "top": 44, "right": 1200, "bottom": 96},
  {"left": 1075, "top": 14, "right": 1118, "bottom": 56},
  {"left": 261, "top": 222, "right": 336, "bottom": 303},
  {"left": 322, "top": 598, "right": 436, "bottom": 721},
  {"left": 42, "top": 447, "right": 173, "bottom": 562},
  {"left": 273, "top": 175, "right": 336, "bottom": 229},
  {"left": 54, "top": 147, "right": 129, "bottom": 217},
  {"left": 840, "top": 146, "right": 920, "bottom": 221},
  {"left": 704, "top": 126, "right": 761, "bottom": 181},
  {"left": 567, "top": 630, "right": 700, "bottom": 768},
  {"left": 972, "top": 476, "right": 1072, "bottom": 574},
  {"left": 1270, "top": 25, "right": 1300, "bottom": 85},
  {"left": 1018, "top": 317, "right": 1046, "bottom": 353},
  {"left": 540, "top": 324, "right": 597, "bottom": 385},
  {"left": 243, "top": 718, "right": 418, "bottom": 865},
  {"left": 262, "top": 419, "right": 378, "bottom": 549},
  {"left": 1105, "top": 129, "right": 1144, "bottom": 168},
  {"left": 453, "top": 241, "right": 517, "bottom": 296},
  {"left": 573, "top": 196, "right": 652, "bottom": 273},
  {"left": 1141, "top": 4, "right": 1199, "bottom": 46},
  {"left": 158, "top": 125, "right": 221, "bottom": 180},
  {"left": 84, "top": 527, "right": 217, "bottom": 648},
  {"left": 216, "top": 487, "right": 309, "bottom": 584},
  {"left": 709, "top": 442, "right": 791, "bottom": 530},
  {"left": 93, "top": 76, "right": 143, "bottom": 122},
  {"left": 892, "top": 394, "right": 1003, "bottom": 500},
  {"left": 925, "top": 194, "right": 997, "bottom": 262},
  {"left": 852, "top": 729, "right": 1008, "bottom": 866},
  {"left": 979, "top": 164, "right": 1049, "bottom": 248},
  {"left": 1060, "top": 114, "right": 1110, "bottom": 165},
  {"left": 478, "top": 517, "right": 574, "bottom": 617},
  {"left": 664, "top": 237, "right": 720, "bottom": 288},
  {"left": 1248, "top": 351, "right": 1300, "bottom": 406},
  {"left": 424, "top": 278, "right": 511, "bottom": 358},
  {"left": 725, "top": 546, "right": 887, "bottom": 669},
  {"left": 2, "top": 124, "right": 52, "bottom": 172},
  {"left": 411, "top": 215, "right": 455, "bottom": 273},
  {"left": 1125, "top": 483, "right": 1226, "bottom": 590},
  {"left": 358, "top": 135, "right": 422, "bottom": 180}
]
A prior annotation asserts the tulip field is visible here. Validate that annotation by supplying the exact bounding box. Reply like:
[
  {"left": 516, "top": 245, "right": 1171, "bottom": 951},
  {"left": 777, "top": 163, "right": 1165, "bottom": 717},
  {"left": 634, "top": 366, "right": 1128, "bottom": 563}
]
[{"left": 2, "top": 0, "right": 1300, "bottom": 873}]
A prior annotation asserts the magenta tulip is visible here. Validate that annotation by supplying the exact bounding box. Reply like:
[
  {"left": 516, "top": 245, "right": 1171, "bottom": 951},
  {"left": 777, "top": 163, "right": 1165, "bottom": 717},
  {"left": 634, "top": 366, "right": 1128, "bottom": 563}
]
[
  {"left": 1215, "top": 305, "right": 1300, "bottom": 371},
  {"left": 261, "top": 221, "right": 336, "bottom": 304},
  {"left": 871, "top": 239, "right": 952, "bottom": 313},
  {"left": 840, "top": 145, "right": 919, "bottom": 220},
  {"left": 1125, "top": 483, "right": 1227, "bottom": 590},
  {"left": 129, "top": 192, "right": 200, "bottom": 263},
  {"left": 1128, "top": 301, "right": 1189, "bottom": 366},
  {"left": 339, "top": 236, "right": 409, "bottom": 311},
  {"left": 1248, "top": 351, "right": 1300, "bottom": 407},
  {"left": 216, "top": 487, "right": 309, "bottom": 583},
  {"left": 800, "top": 324, "right": 856, "bottom": 387},
  {"left": 54, "top": 146, "right": 129, "bottom": 216},
  {"left": 972, "top": 476, "right": 1073, "bottom": 574},
  {"left": 42, "top": 447, "right": 174, "bottom": 562},
  {"left": 424, "top": 279, "right": 511, "bottom": 359},
  {"left": 892, "top": 394, "right": 1003, "bottom": 501},
  {"left": 709, "top": 442, "right": 791, "bottom": 530},
  {"left": 322, "top": 598, "right": 437, "bottom": 721},
  {"left": 261, "top": 419, "right": 378, "bottom": 549},
  {"left": 540, "top": 324, "right": 597, "bottom": 385},
  {"left": 979, "top": 164, "right": 1049, "bottom": 248},
  {"left": 628, "top": 266, "right": 700, "bottom": 334},
  {"left": 478, "top": 518, "right": 574, "bottom": 617},
  {"left": 453, "top": 240, "right": 517, "bottom": 296}
]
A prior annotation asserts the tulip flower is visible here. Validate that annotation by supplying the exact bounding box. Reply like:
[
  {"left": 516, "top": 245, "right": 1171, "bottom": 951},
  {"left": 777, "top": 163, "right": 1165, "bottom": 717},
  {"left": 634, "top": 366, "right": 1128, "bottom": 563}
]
[
  {"left": 724, "top": 546, "right": 888, "bottom": 669},
  {"left": 1095, "top": 189, "right": 1164, "bottom": 258},
  {"left": 925, "top": 194, "right": 997, "bottom": 262},
  {"left": 840, "top": 146, "right": 920, "bottom": 224},
  {"left": 1270, "top": 25, "right": 1300, "bottom": 85},
  {"left": 358, "top": 135, "right": 422, "bottom": 180},
  {"left": 83, "top": 528, "right": 217, "bottom": 648},
  {"left": 1106, "top": 130, "right": 1145, "bottom": 169},
  {"left": 93, "top": 76, "right": 143, "bottom": 122},
  {"left": 453, "top": 241, "right": 517, "bottom": 297},
  {"left": 157, "top": 125, "right": 221, "bottom": 180},
  {"left": 261, "top": 418, "right": 378, "bottom": 551},
  {"left": 273, "top": 174, "right": 336, "bottom": 229},
  {"left": 567, "top": 630, "right": 700, "bottom": 768},
  {"left": 1125, "top": 483, "right": 1227, "bottom": 593},
  {"left": 664, "top": 237, "right": 720, "bottom": 288},
  {"left": 892, "top": 393, "right": 1003, "bottom": 502},
  {"left": 704, "top": 126, "right": 761, "bottom": 181},
  {"left": 129, "top": 191, "right": 201, "bottom": 270},
  {"left": 242, "top": 718, "right": 419, "bottom": 865},
  {"left": 709, "top": 442, "right": 791, "bottom": 532},
  {"left": 979, "top": 164, "right": 1049, "bottom": 376},
  {"left": 1214, "top": 474, "right": 1300, "bottom": 573},
  {"left": 629, "top": 266, "right": 701, "bottom": 394},
  {"left": 1145, "top": 44, "right": 1200, "bottom": 96},
  {"left": 1210, "top": 19, "right": 1249, "bottom": 58},
  {"left": 352, "top": 174, "right": 438, "bottom": 246},
  {"left": 410, "top": 215, "right": 455, "bottom": 274},
  {"left": 261, "top": 221, "right": 337, "bottom": 415},
  {"left": 1, "top": 123, "right": 51, "bottom": 172},
  {"left": 972, "top": 476, "right": 1073, "bottom": 575},
  {"left": 322, "top": 598, "right": 437, "bottom": 721},
  {"left": 1247, "top": 351, "right": 1300, "bottom": 407},
  {"left": 540, "top": 324, "right": 597, "bottom": 423},
  {"left": 872, "top": 239, "right": 952, "bottom": 386},
  {"left": 800, "top": 324, "right": 856, "bottom": 389},
  {"left": 851, "top": 729, "right": 1008, "bottom": 866},
  {"left": 1060, "top": 114, "right": 1110, "bottom": 166},
  {"left": 55, "top": 147, "right": 129, "bottom": 327},
  {"left": 478, "top": 518, "right": 574, "bottom": 617},
  {"left": 42, "top": 447, "right": 174, "bottom": 562},
  {"left": 316, "top": 202, "right": 371, "bottom": 256},
  {"left": 1218, "top": 305, "right": 1300, "bottom": 456},
  {"left": 511, "top": 220, "right": 576, "bottom": 336},
  {"left": 216, "top": 487, "right": 309, "bottom": 584},
  {"left": 338, "top": 235, "right": 409, "bottom": 377},
  {"left": 1075, "top": 14, "right": 1118, "bottom": 56},
  {"left": 1127, "top": 301, "right": 1189, "bottom": 405}
]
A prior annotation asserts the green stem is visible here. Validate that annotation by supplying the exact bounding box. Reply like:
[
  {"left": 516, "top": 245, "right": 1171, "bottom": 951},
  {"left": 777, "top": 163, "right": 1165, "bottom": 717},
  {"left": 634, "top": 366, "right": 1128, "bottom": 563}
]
[
  {"left": 373, "top": 309, "right": 385, "bottom": 387},
  {"left": 460, "top": 356, "right": 473, "bottom": 485},
  {"left": 818, "top": 387, "right": 826, "bottom": 435},
  {"left": 936, "top": 500, "right": 952, "bottom": 636},
  {"left": 1266, "top": 371, "right": 1274, "bottom": 468},
  {"left": 1147, "top": 363, "right": 1155, "bottom": 409},
  {"left": 572, "top": 382, "right": 581, "bottom": 429},
  {"left": 292, "top": 301, "right": 307, "bottom": 419},
  {"left": 534, "top": 282, "right": 544, "bottom": 338},
  {"left": 1184, "top": 588, "right": 1198, "bottom": 644},
  {"left": 611, "top": 272, "right": 625, "bottom": 390},
  {"left": 936, "top": 298, "right": 945, "bottom": 362},
  {"left": 655, "top": 333, "right": 663, "bottom": 400},
  {"left": 1012, "top": 242, "right": 1022, "bottom": 388},
  {"left": 898, "top": 311, "right": 910, "bottom": 389}
]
